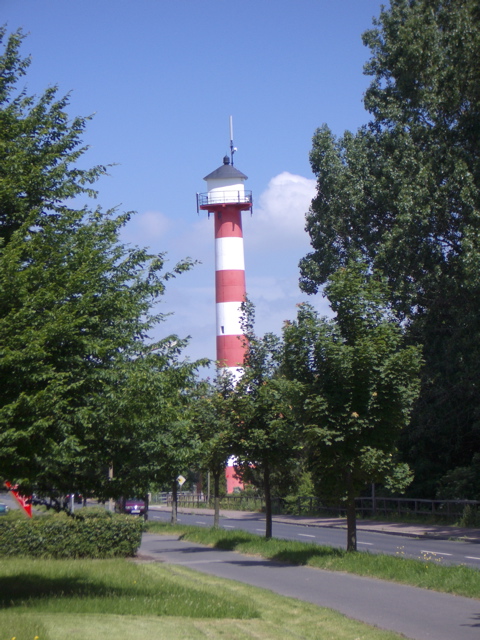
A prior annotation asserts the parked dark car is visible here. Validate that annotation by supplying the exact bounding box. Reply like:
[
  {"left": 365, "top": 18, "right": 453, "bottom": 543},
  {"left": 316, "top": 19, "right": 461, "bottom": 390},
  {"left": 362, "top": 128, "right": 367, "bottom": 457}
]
[{"left": 115, "top": 498, "right": 146, "bottom": 516}]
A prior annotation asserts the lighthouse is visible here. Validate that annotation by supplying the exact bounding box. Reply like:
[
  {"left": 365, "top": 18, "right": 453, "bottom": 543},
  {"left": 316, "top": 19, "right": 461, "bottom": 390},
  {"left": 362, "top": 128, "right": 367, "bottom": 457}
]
[{"left": 197, "top": 125, "right": 252, "bottom": 379}]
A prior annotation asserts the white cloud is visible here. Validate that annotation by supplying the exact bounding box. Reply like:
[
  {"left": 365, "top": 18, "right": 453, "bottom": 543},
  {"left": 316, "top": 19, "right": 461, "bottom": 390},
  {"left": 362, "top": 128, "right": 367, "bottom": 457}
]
[
  {"left": 241, "top": 172, "right": 317, "bottom": 314},
  {"left": 244, "top": 171, "right": 316, "bottom": 249}
]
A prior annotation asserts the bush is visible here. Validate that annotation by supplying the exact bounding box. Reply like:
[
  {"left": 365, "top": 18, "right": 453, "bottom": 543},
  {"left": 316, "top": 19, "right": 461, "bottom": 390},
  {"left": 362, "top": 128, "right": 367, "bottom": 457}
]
[
  {"left": 459, "top": 505, "right": 480, "bottom": 528},
  {"left": 0, "top": 511, "right": 144, "bottom": 558}
]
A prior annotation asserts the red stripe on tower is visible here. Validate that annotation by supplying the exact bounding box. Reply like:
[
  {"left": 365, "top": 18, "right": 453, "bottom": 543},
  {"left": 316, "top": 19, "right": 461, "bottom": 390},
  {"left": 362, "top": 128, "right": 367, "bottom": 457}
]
[
  {"left": 197, "top": 139, "right": 252, "bottom": 380},
  {"left": 215, "top": 270, "right": 246, "bottom": 303}
]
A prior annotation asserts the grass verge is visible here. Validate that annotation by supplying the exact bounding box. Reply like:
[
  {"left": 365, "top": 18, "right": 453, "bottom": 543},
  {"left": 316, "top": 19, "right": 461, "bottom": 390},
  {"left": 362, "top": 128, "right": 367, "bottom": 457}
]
[
  {"left": 0, "top": 556, "right": 404, "bottom": 640},
  {"left": 145, "top": 521, "right": 480, "bottom": 599}
]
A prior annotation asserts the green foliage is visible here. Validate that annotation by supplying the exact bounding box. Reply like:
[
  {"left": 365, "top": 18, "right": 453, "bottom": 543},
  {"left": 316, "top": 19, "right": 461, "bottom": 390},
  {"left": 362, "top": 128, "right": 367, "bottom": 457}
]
[
  {"left": 0, "top": 511, "right": 144, "bottom": 558},
  {"left": 458, "top": 504, "right": 480, "bottom": 528},
  {"left": 285, "top": 262, "right": 422, "bottom": 500},
  {"left": 231, "top": 299, "right": 304, "bottom": 537},
  {"left": 101, "top": 348, "right": 206, "bottom": 503},
  {"left": 194, "top": 375, "right": 237, "bottom": 477},
  {"left": 0, "top": 29, "right": 105, "bottom": 242},
  {"left": 436, "top": 454, "right": 480, "bottom": 501},
  {"left": 234, "top": 300, "right": 303, "bottom": 478},
  {"left": 299, "top": 0, "right": 480, "bottom": 497},
  {"left": 283, "top": 261, "right": 422, "bottom": 549},
  {"left": 0, "top": 29, "right": 203, "bottom": 502},
  {"left": 192, "top": 375, "right": 240, "bottom": 525}
]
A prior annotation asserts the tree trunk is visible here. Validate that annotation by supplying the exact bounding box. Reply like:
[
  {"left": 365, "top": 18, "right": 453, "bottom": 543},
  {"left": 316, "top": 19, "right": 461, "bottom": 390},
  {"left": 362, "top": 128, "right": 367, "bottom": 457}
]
[
  {"left": 264, "top": 460, "right": 272, "bottom": 539},
  {"left": 108, "top": 465, "right": 114, "bottom": 513},
  {"left": 143, "top": 492, "right": 149, "bottom": 521},
  {"left": 345, "top": 473, "right": 357, "bottom": 552},
  {"left": 213, "top": 469, "right": 220, "bottom": 528},
  {"left": 170, "top": 479, "right": 178, "bottom": 525}
]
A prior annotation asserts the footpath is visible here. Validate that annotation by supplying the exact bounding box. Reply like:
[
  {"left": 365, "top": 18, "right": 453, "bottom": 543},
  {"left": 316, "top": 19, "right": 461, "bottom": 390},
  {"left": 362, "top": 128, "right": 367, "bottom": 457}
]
[
  {"left": 142, "top": 505, "right": 480, "bottom": 640},
  {"left": 149, "top": 503, "right": 480, "bottom": 542}
]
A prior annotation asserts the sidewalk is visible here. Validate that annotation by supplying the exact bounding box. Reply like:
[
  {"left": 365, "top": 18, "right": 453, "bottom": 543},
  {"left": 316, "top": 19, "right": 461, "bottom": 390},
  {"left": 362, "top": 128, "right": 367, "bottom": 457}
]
[{"left": 149, "top": 504, "right": 480, "bottom": 542}]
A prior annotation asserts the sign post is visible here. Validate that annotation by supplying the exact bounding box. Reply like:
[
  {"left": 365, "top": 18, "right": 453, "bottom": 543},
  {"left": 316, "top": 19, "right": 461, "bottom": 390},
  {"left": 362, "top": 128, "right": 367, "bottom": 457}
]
[{"left": 4, "top": 481, "right": 32, "bottom": 518}]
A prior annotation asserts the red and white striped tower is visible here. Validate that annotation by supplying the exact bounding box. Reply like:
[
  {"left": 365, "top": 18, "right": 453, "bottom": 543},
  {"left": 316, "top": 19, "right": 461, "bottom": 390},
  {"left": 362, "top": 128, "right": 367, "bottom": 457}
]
[{"left": 197, "top": 134, "right": 252, "bottom": 380}]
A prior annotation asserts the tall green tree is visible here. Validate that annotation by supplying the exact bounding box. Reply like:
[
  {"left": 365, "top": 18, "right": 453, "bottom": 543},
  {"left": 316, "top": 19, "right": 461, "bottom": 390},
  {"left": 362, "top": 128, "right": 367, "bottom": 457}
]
[
  {"left": 299, "top": 0, "right": 480, "bottom": 497},
  {"left": 283, "top": 262, "right": 422, "bottom": 551},
  {"left": 232, "top": 301, "right": 302, "bottom": 539},
  {"left": 0, "top": 28, "right": 103, "bottom": 242},
  {"left": 0, "top": 29, "right": 199, "bottom": 502},
  {"left": 99, "top": 342, "right": 205, "bottom": 507},
  {"left": 194, "top": 375, "right": 237, "bottom": 527}
]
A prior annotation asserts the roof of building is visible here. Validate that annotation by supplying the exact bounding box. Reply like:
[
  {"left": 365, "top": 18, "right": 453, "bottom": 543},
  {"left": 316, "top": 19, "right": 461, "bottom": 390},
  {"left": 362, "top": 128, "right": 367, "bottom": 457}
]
[{"left": 203, "top": 156, "right": 248, "bottom": 181}]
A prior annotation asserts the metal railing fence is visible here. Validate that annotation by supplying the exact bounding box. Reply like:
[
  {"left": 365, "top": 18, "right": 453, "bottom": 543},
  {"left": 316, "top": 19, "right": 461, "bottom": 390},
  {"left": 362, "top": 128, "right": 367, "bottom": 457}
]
[
  {"left": 150, "top": 492, "right": 480, "bottom": 520},
  {"left": 197, "top": 191, "right": 253, "bottom": 208}
]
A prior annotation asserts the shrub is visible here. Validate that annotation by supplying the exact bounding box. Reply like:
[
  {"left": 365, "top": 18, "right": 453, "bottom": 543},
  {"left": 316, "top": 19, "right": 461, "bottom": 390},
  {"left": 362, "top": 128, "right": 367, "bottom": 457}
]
[
  {"left": 459, "top": 505, "right": 480, "bottom": 528},
  {"left": 0, "top": 511, "right": 144, "bottom": 558}
]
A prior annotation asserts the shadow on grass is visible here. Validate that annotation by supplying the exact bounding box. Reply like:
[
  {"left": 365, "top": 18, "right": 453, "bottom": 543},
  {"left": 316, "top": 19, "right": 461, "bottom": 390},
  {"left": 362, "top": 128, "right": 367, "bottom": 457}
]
[
  {"left": 177, "top": 532, "right": 255, "bottom": 552},
  {"left": 0, "top": 574, "right": 137, "bottom": 607},
  {"left": 214, "top": 535, "right": 256, "bottom": 551},
  {"left": 176, "top": 531, "right": 347, "bottom": 567},
  {"left": 270, "top": 546, "right": 346, "bottom": 566}
]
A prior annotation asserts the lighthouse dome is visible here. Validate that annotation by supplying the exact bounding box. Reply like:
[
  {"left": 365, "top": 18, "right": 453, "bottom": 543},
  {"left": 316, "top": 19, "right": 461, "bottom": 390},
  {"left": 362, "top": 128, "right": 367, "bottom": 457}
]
[{"left": 203, "top": 158, "right": 248, "bottom": 182}]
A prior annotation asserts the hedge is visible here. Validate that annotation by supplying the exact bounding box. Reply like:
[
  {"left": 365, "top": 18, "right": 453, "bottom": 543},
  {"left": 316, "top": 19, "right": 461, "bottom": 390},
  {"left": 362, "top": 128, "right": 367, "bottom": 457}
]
[{"left": 0, "top": 511, "right": 145, "bottom": 558}]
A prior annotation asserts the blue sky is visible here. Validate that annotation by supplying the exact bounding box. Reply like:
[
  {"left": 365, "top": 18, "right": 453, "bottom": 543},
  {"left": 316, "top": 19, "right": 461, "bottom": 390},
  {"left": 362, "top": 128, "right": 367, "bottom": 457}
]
[{"left": 2, "top": 0, "right": 384, "bottom": 366}]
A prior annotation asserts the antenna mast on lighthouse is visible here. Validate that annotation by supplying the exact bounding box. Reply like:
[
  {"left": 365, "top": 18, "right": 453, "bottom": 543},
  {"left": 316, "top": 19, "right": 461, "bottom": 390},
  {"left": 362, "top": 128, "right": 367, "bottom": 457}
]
[
  {"left": 229, "top": 115, "right": 236, "bottom": 166},
  {"left": 197, "top": 119, "right": 253, "bottom": 380}
]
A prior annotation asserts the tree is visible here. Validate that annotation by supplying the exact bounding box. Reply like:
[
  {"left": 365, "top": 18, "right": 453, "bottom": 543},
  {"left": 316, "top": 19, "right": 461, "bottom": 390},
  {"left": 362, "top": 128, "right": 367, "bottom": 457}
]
[
  {"left": 232, "top": 301, "right": 302, "bottom": 539},
  {"left": 299, "top": 0, "right": 480, "bottom": 497},
  {"left": 194, "top": 375, "right": 237, "bottom": 527},
  {"left": 283, "top": 262, "right": 422, "bottom": 551},
  {"left": 97, "top": 342, "right": 206, "bottom": 511},
  {"left": 0, "top": 29, "right": 199, "bottom": 503}
]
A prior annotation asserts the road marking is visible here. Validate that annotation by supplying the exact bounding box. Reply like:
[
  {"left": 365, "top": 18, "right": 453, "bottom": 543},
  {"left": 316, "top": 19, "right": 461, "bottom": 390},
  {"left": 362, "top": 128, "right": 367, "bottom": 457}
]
[
  {"left": 421, "top": 550, "right": 452, "bottom": 556},
  {"left": 223, "top": 525, "right": 235, "bottom": 528},
  {"left": 358, "top": 542, "right": 373, "bottom": 546},
  {"left": 175, "top": 559, "right": 226, "bottom": 565},
  {"left": 299, "top": 533, "right": 315, "bottom": 538},
  {"left": 256, "top": 528, "right": 264, "bottom": 532},
  {"left": 195, "top": 521, "right": 207, "bottom": 525},
  {"left": 465, "top": 556, "right": 480, "bottom": 561}
]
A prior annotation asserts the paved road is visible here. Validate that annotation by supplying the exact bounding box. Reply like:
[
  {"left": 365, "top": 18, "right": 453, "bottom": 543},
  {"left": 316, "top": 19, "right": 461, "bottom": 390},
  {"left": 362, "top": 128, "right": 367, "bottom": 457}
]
[
  {"left": 149, "top": 505, "right": 480, "bottom": 569},
  {"left": 139, "top": 532, "right": 480, "bottom": 640}
]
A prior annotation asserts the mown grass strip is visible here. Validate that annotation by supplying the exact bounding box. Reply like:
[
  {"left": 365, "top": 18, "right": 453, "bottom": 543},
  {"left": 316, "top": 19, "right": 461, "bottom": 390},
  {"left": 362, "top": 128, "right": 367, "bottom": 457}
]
[
  {"left": 0, "top": 557, "right": 405, "bottom": 640},
  {"left": 0, "top": 557, "right": 257, "bottom": 619},
  {"left": 146, "top": 521, "right": 480, "bottom": 599}
]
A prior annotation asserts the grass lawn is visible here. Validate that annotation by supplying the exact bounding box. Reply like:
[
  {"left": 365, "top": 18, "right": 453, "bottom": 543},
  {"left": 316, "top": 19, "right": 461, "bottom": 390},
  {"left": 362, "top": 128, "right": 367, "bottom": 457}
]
[
  {"left": 0, "top": 556, "right": 405, "bottom": 640},
  {"left": 145, "top": 521, "right": 480, "bottom": 599}
]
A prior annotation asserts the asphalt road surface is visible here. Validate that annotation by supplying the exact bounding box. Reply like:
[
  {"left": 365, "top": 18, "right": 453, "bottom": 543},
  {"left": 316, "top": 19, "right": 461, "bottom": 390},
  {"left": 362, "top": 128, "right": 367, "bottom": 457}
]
[
  {"left": 148, "top": 508, "right": 480, "bottom": 569},
  {"left": 3, "top": 492, "right": 480, "bottom": 569},
  {"left": 139, "top": 532, "right": 480, "bottom": 640}
]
